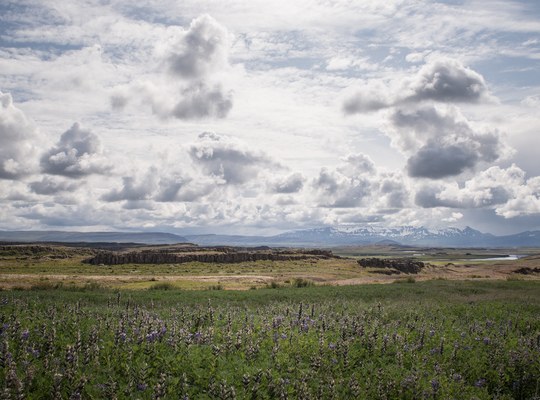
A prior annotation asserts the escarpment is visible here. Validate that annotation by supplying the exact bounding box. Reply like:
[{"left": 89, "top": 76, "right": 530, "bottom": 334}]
[
  {"left": 357, "top": 257, "right": 425, "bottom": 274},
  {"left": 84, "top": 247, "right": 336, "bottom": 265}
]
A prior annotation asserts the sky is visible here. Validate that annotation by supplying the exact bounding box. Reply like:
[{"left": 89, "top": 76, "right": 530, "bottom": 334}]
[{"left": 1, "top": 0, "right": 540, "bottom": 236}]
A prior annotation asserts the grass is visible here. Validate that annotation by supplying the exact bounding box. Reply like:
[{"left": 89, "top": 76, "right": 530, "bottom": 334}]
[
  {"left": 1, "top": 280, "right": 539, "bottom": 399},
  {"left": 2, "top": 244, "right": 540, "bottom": 290},
  {"left": 148, "top": 282, "right": 176, "bottom": 290},
  {"left": 2, "top": 279, "right": 538, "bottom": 307}
]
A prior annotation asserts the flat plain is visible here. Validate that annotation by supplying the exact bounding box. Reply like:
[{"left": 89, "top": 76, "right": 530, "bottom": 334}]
[{"left": 0, "top": 243, "right": 539, "bottom": 290}]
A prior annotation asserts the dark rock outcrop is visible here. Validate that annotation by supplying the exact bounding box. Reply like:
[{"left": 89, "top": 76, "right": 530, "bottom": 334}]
[
  {"left": 0, "top": 245, "right": 95, "bottom": 258},
  {"left": 513, "top": 267, "right": 540, "bottom": 275},
  {"left": 357, "top": 258, "right": 425, "bottom": 274},
  {"left": 84, "top": 248, "right": 336, "bottom": 265}
]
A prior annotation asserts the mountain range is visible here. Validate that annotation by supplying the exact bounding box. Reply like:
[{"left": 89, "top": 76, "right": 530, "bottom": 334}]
[
  {"left": 185, "top": 226, "right": 540, "bottom": 247},
  {"left": 0, "top": 231, "right": 187, "bottom": 245},
  {"left": 2, "top": 226, "right": 540, "bottom": 247}
]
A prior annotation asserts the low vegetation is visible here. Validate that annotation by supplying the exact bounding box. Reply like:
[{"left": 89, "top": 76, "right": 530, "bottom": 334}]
[
  {"left": 1, "top": 243, "right": 539, "bottom": 290},
  {"left": 1, "top": 281, "right": 539, "bottom": 399}
]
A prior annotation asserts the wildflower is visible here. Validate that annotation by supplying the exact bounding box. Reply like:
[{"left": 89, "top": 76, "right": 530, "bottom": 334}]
[
  {"left": 401, "top": 375, "right": 415, "bottom": 388},
  {"left": 146, "top": 331, "right": 158, "bottom": 343},
  {"left": 474, "top": 378, "right": 486, "bottom": 388}
]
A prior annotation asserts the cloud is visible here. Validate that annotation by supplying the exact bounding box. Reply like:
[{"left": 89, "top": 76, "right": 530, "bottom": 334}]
[
  {"left": 326, "top": 56, "right": 378, "bottom": 72},
  {"left": 29, "top": 177, "right": 79, "bottom": 195},
  {"left": 102, "top": 171, "right": 158, "bottom": 202},
  {"left": 170, "top": 83, "right": 232, "bottom": 119},
  {"left": 388, "top": 105, "right": 509, "bottom": 178},
  {"left": 407, "top": 143, "right": 478, "bottom": 178},
  {"left": 41, "top": 123, "right": 111, "bottom": 178},
  {"left": 337, "top": 154, "right": 376, "bottom": 176},
  {"left": 155, "top": 175, "right": 215, "bottom": 202},
  {"left": 189, "top": 132, "right": 276, "bottom": 184},
  {"left": 313, "top": 161, "right": 374, "bottom": 208},
  {"left": 415, "top": 164, "right": 526, "bottom": 209},
  {"left": 522, "top": 95, "right": 540, "bottom": 108},
  {"left": 111, "top": 15, "right": 234, "bottom": 121},
  {"left": 270, "top": 173, "right": 304, "bottom": 194},
  {"left": 342, "top": 81, "right": 392, "bottom": 114},
  {"left": 343, "top": 58, "right": 490, "bottom": 114},
  {"left": 165, "top": 14, "right": 229, "bottom": 80},
  {"left": 311, "top": 154, "right": 410, "bottom": 210},
  {"left": 406, "top": 58, "right": 488, "bottom": 103},
  {"left": 102, "top": 166, "right": 216, "bottom": 206},
  {"left": 110, "top": 93, "right": 129, "bottom": 110},
  {"left": 489, "top": 171, "right": 540, "bottom": 218},
  {"left": 0, "top": 91, "right": 40, "bottom": 179},
  {"left": 379, "top": 173, "right": 409, "bottom": 208}
]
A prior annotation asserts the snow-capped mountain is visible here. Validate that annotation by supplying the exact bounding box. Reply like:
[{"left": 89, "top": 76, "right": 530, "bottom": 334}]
[
  {"left": 184, "top": 225, "right": 540, "bottom": 247},
  {"left": 272, "top": 225, "right": 494, "bottom": 246},
  {"left": 2, "top": 226, "right": 539, "bottom": 247}
]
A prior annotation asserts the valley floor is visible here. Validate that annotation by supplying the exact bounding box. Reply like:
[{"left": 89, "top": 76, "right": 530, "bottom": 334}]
[{"left": 0, "top": 243, "right": 539, "bottom": 290}]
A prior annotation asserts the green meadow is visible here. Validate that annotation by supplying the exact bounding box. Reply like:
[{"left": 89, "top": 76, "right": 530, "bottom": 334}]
[{"left": 1, "top": 280, "right": 539, "bottom": 399}]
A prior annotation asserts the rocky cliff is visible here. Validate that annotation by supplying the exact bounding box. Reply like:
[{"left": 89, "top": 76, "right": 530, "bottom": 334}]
[
  {"left": 84, "top": 248, "right": 335, "bottom": 265},
  {"left": 357, "top": 257, "right": 425, "bottom": 274}
]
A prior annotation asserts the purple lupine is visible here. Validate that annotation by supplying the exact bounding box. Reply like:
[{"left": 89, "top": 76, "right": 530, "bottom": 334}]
[
  {"left": 474, "top": 378, "right": 486, "bottom": 388},
  {"left": 452, "top": 373, "right": 462, "bottom": 382}
]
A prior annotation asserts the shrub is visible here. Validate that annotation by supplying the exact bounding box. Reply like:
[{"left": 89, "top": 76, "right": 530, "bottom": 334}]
[
  {"left": 30, "top": 282, "right": 63, "bottom": 290},
  {"left": 292, "top": 278, "right": 314, "bottom": 288},
  {"left": 268, "top": 281, "right": 281, "bottom": 289},
  {"left": 149, "top": 282, "right": 175, "bottom": 290},
  {"left": 392, "top": 276, "right": 416, "bottom": 284}
]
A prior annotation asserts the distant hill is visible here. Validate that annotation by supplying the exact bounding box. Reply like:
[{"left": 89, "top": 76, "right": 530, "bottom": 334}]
[
  {"left": 0, "top": 231, "right": 187, "bottom": 245},
  {"left": 2, "top": 225, "right": 540, "bottom": 247},
  {"left": 187, "top": 225, "right": 540, "bottom": 248}
]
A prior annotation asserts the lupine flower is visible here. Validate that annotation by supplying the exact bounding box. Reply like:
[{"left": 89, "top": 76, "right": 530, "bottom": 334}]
[{"left": 475, "top": 378, "right": 486, "bottom": 388}]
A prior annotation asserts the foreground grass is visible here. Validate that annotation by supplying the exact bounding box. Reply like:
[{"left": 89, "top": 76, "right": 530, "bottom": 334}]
[{"left": 1, "top": 281, "right": 539, "bottom": 399}]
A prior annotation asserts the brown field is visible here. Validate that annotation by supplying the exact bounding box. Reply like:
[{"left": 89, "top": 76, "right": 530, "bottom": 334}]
[{"left": 0, "top": 243, "right": 539, "bottom": 290}]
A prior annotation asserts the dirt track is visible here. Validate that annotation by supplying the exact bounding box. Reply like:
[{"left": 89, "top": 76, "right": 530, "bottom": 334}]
[{"left": 0, "top": 273, "right": 277, "bottom": 288}]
